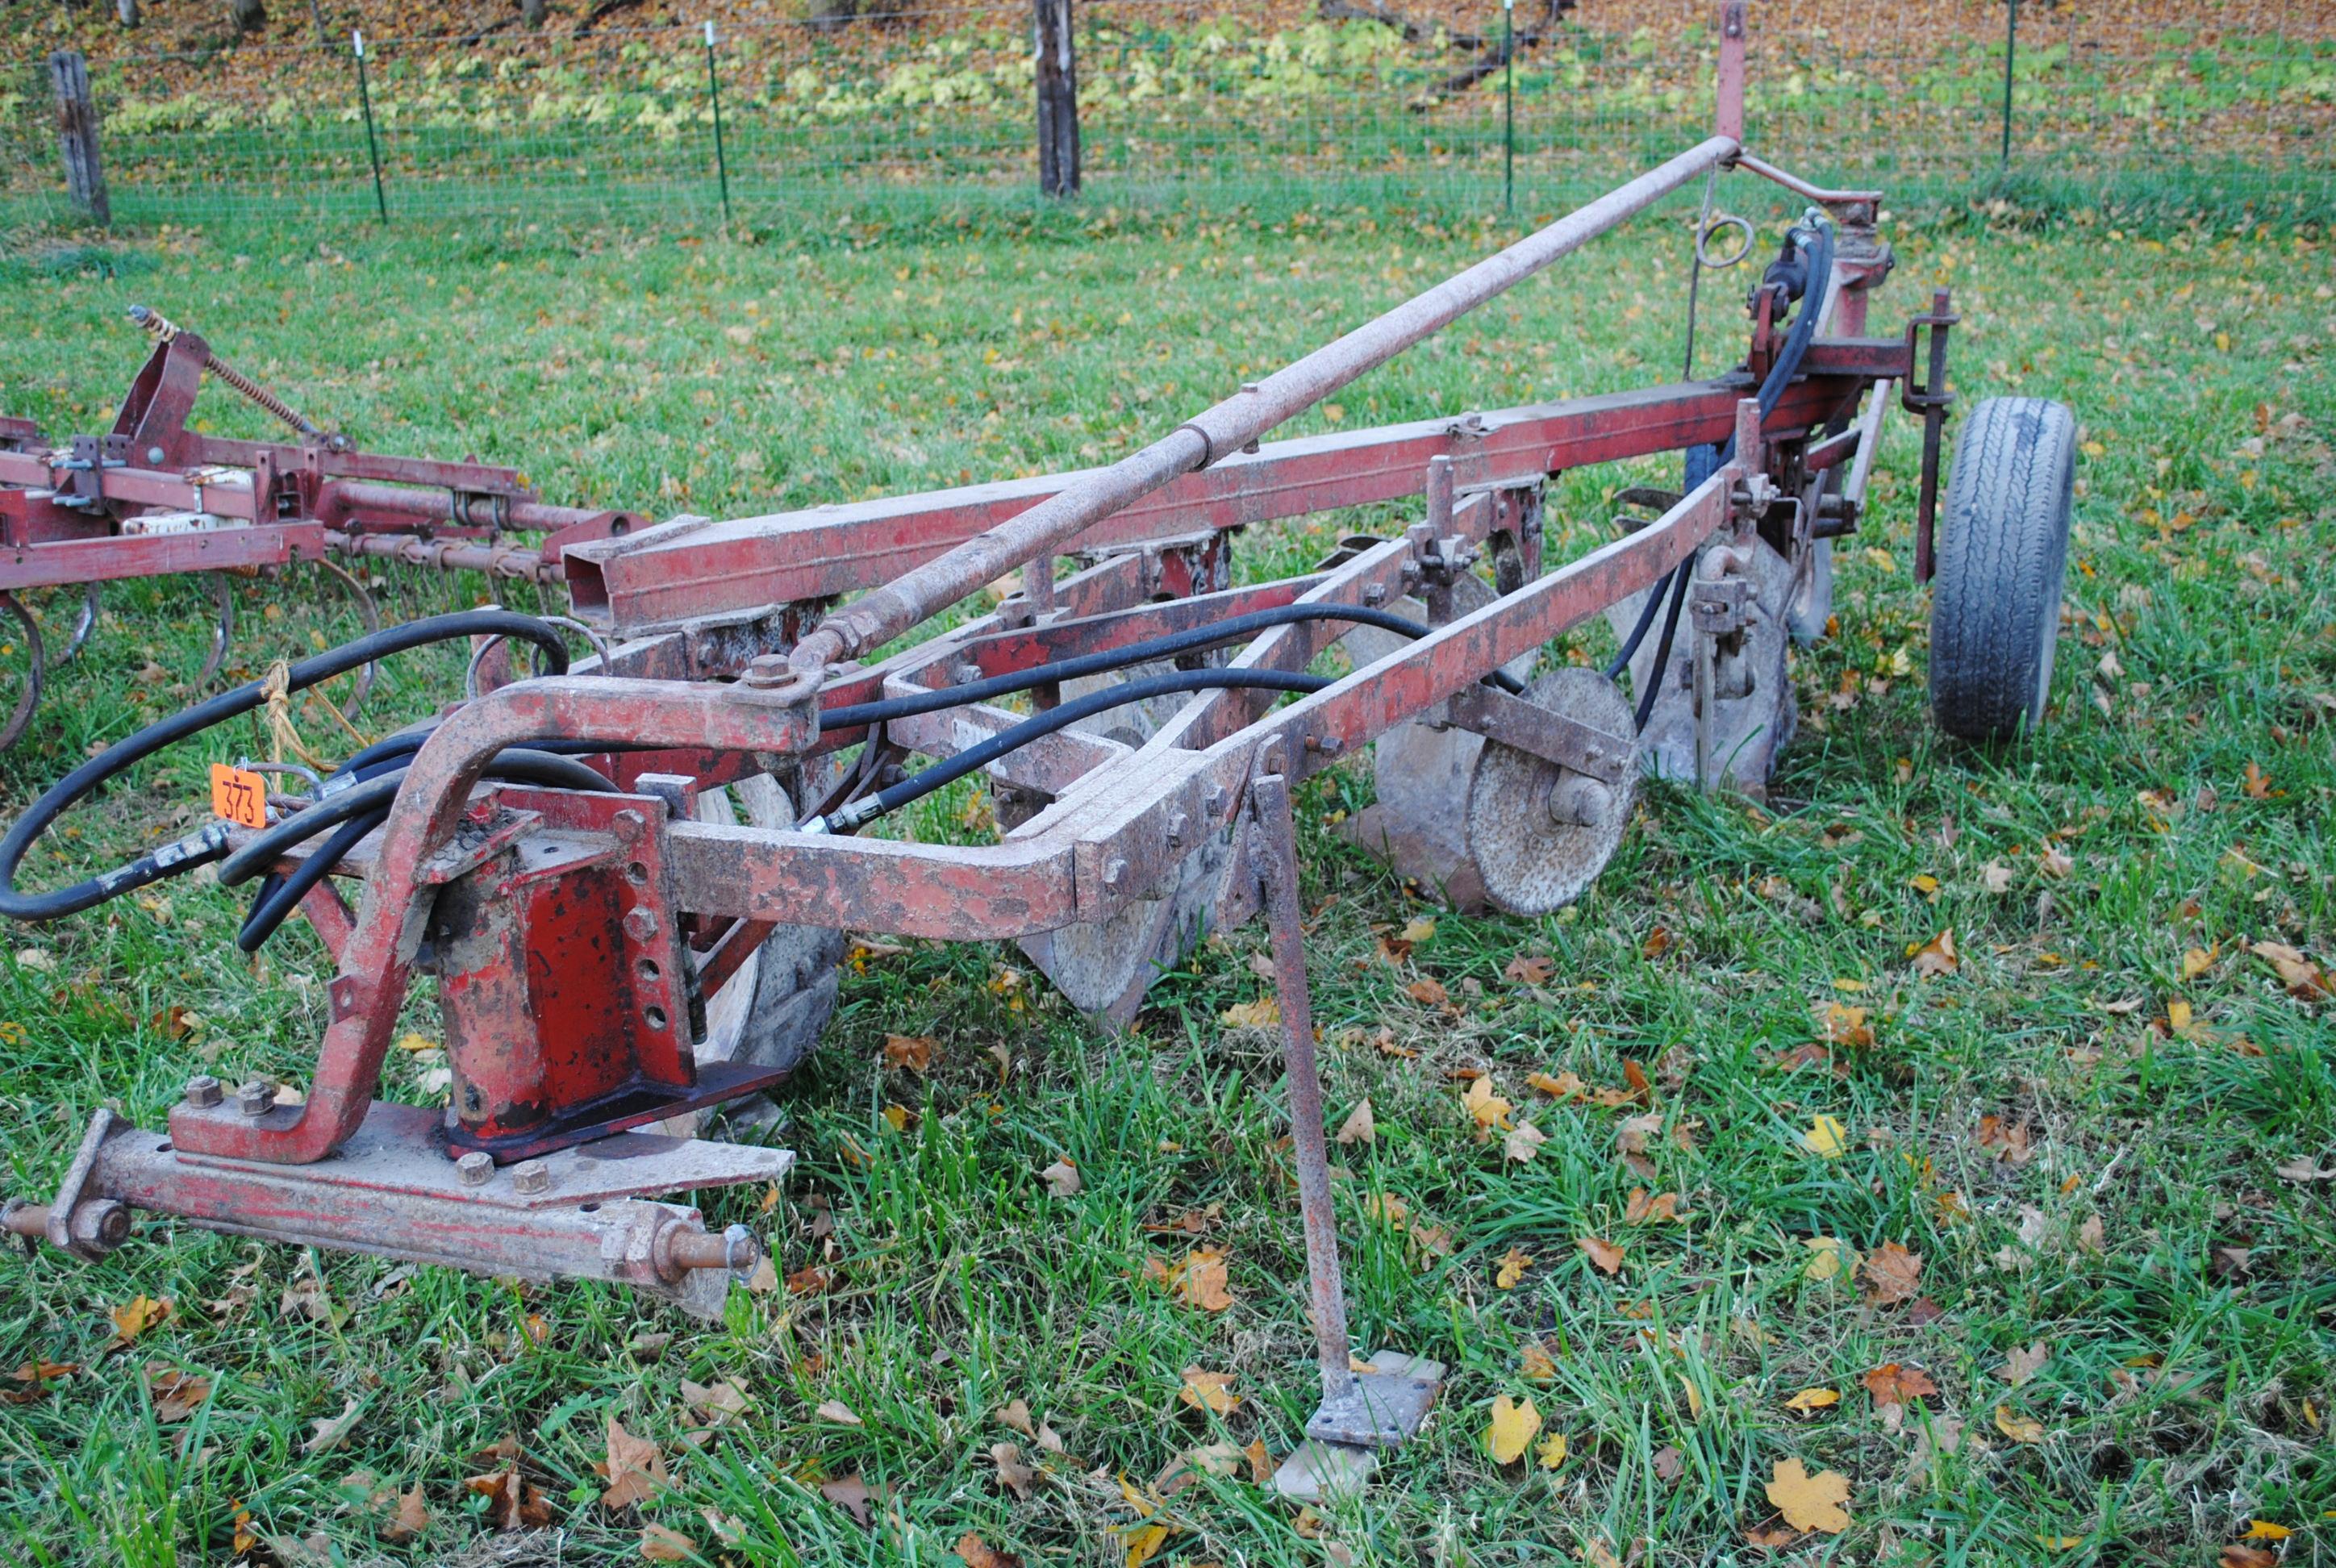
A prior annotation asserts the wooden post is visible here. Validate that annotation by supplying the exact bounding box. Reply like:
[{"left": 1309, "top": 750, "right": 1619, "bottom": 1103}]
[
  {"left": 48, "top": 51, "right": 110, "bottom": 227},
  {"left": 1033, "top": 0, "right": 1079, "bottom": 198}
]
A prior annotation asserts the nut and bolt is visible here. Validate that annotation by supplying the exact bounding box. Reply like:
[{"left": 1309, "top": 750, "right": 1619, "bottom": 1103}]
[
  {"left": 738, "top": 653, "right": 790, "bottom": 690},
  {"left": 236, "top": 1080, "right": 274, "bottom": 1117},
  {"left": 511, "top": 1159, "right": 551, "bottom": 1195},
  {"left": 1101, "top": 857, "right": 1130, "bottom": 893},
  {"left": 1165, "top": 811, "right": 1189, "bottom": 847},
  {"left": 1362, "top": 583, "right": 1387, "bottom": 607},
  {"left": 951, "top": 662, "right": 984, "bottom": 687},
  {"left": 456, "top": 1151, "right": 494, "bottom": 1187},
  {"left": 611, "top": 807, "right": 647, "bottom": 837},
  {"left": 622, "top": 906, "right": 661, "bottom": 944},
  {"left": 182, "top": 1074, "right": 223, "bottom": 1109}
]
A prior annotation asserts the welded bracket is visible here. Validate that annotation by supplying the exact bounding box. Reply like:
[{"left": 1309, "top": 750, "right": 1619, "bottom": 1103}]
[{"left": 1441, "top": 685, "right": 1630, "bottom": 789}]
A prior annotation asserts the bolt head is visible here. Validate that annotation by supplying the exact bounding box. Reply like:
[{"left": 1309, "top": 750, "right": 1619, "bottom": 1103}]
[
  {"left": 738, "top": 653, "right": 790, "bottom": 690},
  {"left": 512, "top": 1159, "right": 551, "bottom": 1195},
  {"left": 1102, "top": 857, "right": 1129, "bottom": 891},
  {"left": 182, "top": 1074, "right": 223, "bottom": 1109},
  {"left": 622, "top": 906, "right": 660, "bottom": 944},
  {"left": 611, "top": 807, "right": 647, "bottom": 837},
  {"left": 456, "top": 1151, "right": 494, "bottom": 1187},
  {"left": 236, "top": 1080, "right": 273, "bottom": 1117}
]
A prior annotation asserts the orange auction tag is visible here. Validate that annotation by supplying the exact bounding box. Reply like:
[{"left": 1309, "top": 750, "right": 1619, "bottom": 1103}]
[{"left": 207, "top": 762, "right": 268, "bottom": 828}]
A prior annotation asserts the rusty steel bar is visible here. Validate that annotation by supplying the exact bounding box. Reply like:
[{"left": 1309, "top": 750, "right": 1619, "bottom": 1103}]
[
  {"left": 780, "top": 136, "right": 1739, "bottom": 686},
  {"left": 324, "top": 530, "right": 557, "bottom": 582},
  {"left": 1246, "top": 761, "right": 1355, "bottom": 1410}
]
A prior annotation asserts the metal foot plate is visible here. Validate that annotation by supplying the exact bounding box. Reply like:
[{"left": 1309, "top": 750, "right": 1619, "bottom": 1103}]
[
  {"left": 1270, "top": 1440, "right": 1379, "bottom": 1503},
  {"left": 1303, "top": 1349, "right": 1446, "bottom": 1449}
]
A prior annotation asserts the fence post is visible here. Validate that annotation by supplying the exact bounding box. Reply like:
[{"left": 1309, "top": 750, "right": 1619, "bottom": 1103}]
[
  {"left": 1033, "top": 0, "right": 1079, "bottom": 198},
  {"left": 704, "top": 20, "right": 733, "bottom": 227},
  {"left": 1501, "top": 0, "right": 1514, "bottom": 213},
  {"left": 48, "top": 51, "right": 110, "bottom": 227},
  {"left": 1999, "top": 0, "right": 2017, "bottom": 166},
  {"left": 352, "top": 30, "right": 388, "bottom": 223}
]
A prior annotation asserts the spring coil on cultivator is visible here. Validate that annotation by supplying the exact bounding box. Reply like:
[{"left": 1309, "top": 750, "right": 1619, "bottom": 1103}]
[{"left": 127, "top": 304, "right": 340, "bottom": 449}]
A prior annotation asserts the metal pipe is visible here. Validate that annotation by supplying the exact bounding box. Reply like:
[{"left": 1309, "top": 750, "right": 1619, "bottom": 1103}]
[
  {"left": 328, "top": 482, "right": 604, "bottom": 535},
  {"left": 784, "top": 136, "right": 1739, "bottom": 686},
  {"left": 325, "top": 530, "right": 558, "bottom": 582},
  {"left": 1730, "top": 152, "right": 1883, "bottom": 209}
]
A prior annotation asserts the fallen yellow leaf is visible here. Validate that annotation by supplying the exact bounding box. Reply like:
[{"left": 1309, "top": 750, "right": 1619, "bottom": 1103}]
[
  {"left": 1801, "top": 1115, "right": 1850, "bottom": 1159},
  {"left": 1495, "top": 1247, "right": 1533, "bottom": 1291},
  {"left": 1536, "top": 1431, "right": 1568, "bottom": 1470},
  {"left": 1178, "top": 1367, "right": 1238, "bottom": 1416},
  {"left": 1993, "top": 1404, "right": 2046, "bottom": 1443},
  {"left": 1464, "top": 1076, "right": 1514, "bottom": 1131},
  {"left": 1802, "top": 1236, "right": 1855, "bottom": 1282},
  {"left": 1485, "top": 1395, "right": 1541, "bottom": 1463},
  {"left": 1783, "top": 1387, "right": 1840, "bottom": 1413},
  {"left": 1766, "top": 1457, "right": 1852, "bottom": 1534}
]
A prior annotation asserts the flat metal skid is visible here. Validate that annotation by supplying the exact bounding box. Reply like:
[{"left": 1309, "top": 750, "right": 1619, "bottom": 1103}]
[{"left": 1304, "top": 1349, "right": 1445, "bottom": 1448}]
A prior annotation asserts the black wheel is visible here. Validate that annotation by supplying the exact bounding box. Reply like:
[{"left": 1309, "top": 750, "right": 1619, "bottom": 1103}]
[
  {"left": 1929, "top": 396, "right": 2077, "bottom": 742},
  {"left": 0, "top": 594, "right": 44, "bottom": 752}
]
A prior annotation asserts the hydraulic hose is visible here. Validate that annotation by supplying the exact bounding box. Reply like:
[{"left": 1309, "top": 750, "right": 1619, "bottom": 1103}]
[
  {"left": 1610, "top": 219, "right": 1835, "bottom": 721},
  {"left": 806, "top": 668, "right": 1331, "bottom": 836},
  {"left": 0, "top": 611, "right": 574, "bottom": 923},
  {"left": 236, "top": 809, "right": 385, "bottom": 953}
]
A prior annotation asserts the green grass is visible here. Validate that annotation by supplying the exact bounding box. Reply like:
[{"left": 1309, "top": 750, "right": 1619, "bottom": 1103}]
[{"left": 0, "top": 194, "right": 2331, "bottom": 1567}]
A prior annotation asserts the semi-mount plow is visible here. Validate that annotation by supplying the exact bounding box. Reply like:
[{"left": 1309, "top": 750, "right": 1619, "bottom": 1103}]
[{"left": 4, "top": 2, "right": 2079, "bottom": 1499}]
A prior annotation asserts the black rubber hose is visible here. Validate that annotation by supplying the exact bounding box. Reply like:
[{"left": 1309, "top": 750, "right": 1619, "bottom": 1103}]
[
  {"left": 816, "top": 668, "right": 1330, "bottom": 835},
  {"left": 216, "top": 748, "right": 615, "bottom": 889},
  {"left": 0, "top": 611, "right": 572, "bottom": 922},
  {"left": 1611, "top": 222, "right": 1835, "bottom": 722},
  {"left": 821, "top": 600, "right": 1523, "bottom": 736},
  {"left": 236, "top": 808, "right": 385, "bottom": 953}
]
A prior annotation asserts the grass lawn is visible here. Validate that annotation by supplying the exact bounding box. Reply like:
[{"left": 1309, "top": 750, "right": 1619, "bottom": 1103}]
[{"left": 0, "top": 192, "right": 2330, "bottom": 1567}]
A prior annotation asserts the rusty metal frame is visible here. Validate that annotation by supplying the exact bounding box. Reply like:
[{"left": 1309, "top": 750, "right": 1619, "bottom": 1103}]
[{"left": 10, "top": 5, "right": 1960, "bottom": 1389}]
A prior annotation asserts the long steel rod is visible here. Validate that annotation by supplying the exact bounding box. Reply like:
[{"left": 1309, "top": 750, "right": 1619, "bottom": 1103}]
[
  {"left": 1248, "top": 762, "right": 1355, "bottom": 1409},
  {"left": 783, "top": 135, "right": 1738, "bottom": 685}
]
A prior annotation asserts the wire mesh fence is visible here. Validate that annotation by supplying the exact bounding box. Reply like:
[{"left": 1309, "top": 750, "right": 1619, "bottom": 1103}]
[{"left": 4, "top": 0, "right": 2331, "bottom": 235}]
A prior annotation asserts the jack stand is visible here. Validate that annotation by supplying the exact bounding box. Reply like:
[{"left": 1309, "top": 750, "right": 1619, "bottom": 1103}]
[{"left": 1246, "top": 757, "right": 1445, "bottom": 1502}]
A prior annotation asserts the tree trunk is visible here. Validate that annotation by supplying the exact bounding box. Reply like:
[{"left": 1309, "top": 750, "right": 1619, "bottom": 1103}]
[
  {"left": 520, "top": 0, "right": 546, "bottom": 26},
  {"left": 230, "top": 0, "right": 265, "bottom": 35},
  {"left": 1033, "top": 0, "right": 1079, "bottom": 198},
  {"left": 116, "top": 0, "right": 139, "bottom": 24},
  {"left": 49, "top": 51, "right": 111, "bottom": 226}
]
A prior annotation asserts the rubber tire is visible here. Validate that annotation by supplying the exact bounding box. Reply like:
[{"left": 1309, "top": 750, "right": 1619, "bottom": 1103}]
[{"left": 1929, "top": 396, "right": 2077, "bottom": 742}]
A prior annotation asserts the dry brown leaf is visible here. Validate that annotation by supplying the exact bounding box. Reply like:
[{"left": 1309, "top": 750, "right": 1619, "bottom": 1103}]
[
  {"left": 1910, "top": 928, "right": 1960, "bottom": 977},
  {"left": 1860, "top": 1363, "right": 1938, "bottom": 1407},
  {"left": 146, "top": 1364, "right": 210, "bottom": 1424},
  {"left": 2248, "top": 939, "right": 2329, "bottom": 999},
  {"left": 1859, "top": 1241, "right": 1923, "bottom": 1306},
  {"left": 1578, "top": 1236, "right": 1625, "bottom": 1275},
  {"left": 1174, "top": 1249, "right": 1234, "bottom": 1312},
  {"left": 1178, "top": 1367, "right": 1239, "bottom": 1416},
  {"left": 1766, "top": 1457, "right": 1852, "bottom": 1534},
  {"left": 1653, "top": 1442, "right": 1684, "bottom": 1480},
  {"left": 1529, "top": 1070, "right": 1586, "bottom": 1100},
  {"left": 815, "top": 1399, "right": 862, "bottom": 1426},
  {"left": 991, "top": 1442, "right": 1035, "bottom": 1499},
  {"left": 1993, "top": 1404, "right": 2046, "bottom": 1443},
  {"left": 2221, "top": 1548, "right": 2280, "bottom": 1568},
  {"left": 1504, "top": 1121, "right": 1547, "bottom": 1163},
  {"left": 882, "top": 1033, "right": 936, "bottom": 1071},
  {"left": 2001, "top": 1341, "right": 2050, "bottom": 1388},
  {"left": 1463, "top": 1076, "right": 1513, "bottom": 1131},
  {"left": 382, "top": 1489, "right": 429, "bottom": 1543},
  {"left": 1220, "top": 997, "right": 1279, "bottom": 1030},
  {"left": 601, "top": 1416, "right": 669, "bottom": 1510},
  {"left": 818, "top": 1474, "right": 872, "bottom": 1525},
  {"left": 1520, "top": 1342, "right": 1557, "bottom": 1381},
  {"left": 640, "top": 1523, "right": 696, "bottom": 1562},
  {"left": 1407, "top": 976, "right": 1450, "bottom": 1007},
  {"left": 1243, "top": 1437, "right": 1272, "bottom": 1484},
  {"left": 302, "top": 1395, "right": 365, "bottom": 1457},
  {"left": 2274, "top": 1155, "right": 2336, "bottom": 1183},
  {"left": 1624, "top": 1188, "right": 1681, "bottom": 1224},
  {"left": 1334, "top": 1099, "right": 1374, "bottom": 1145},
  {"left": 1505, "top": 953, "right": 1555, "bottom": 985},
  {"left": 111, "top": 1295, "right": 172, "bottom": 1345},
  {"left": 1039, "top": 1159, "right": 1082, "bottom": 1198},
  {"left": 995, "top": 1398, "right": 1035, "bottom": 1437},
  {"left": 955, "top": 1532, "right": 1022, "bottom": 1568}
]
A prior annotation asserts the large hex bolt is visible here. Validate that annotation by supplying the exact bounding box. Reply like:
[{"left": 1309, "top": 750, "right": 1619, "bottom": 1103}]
[
  {"left": 738, "top": 653, "right": 790, "bottom": 690},
  {"left": 456, "top": 1151, "right": 494, "bottom": 1188},
  {"left": 511, "top": 1159, "right": 551, "bottom": 1195},
  {"left": 236, "top": 1080, "right": 274, "bottom": 1117},
  {"left": 182, "top": 1074, "right": 223, "bottom": 1109},
  {"left": 622, "top": 906, "right": 660, "bottom": 945}
]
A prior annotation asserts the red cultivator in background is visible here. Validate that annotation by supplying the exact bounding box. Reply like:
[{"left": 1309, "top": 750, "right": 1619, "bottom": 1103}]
[
  {"left": 0, "top": 303, "right": 640, "bottom": 748},
  {"left": 4, "top": 2, "right": 2076, "bottom": 1497}
]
